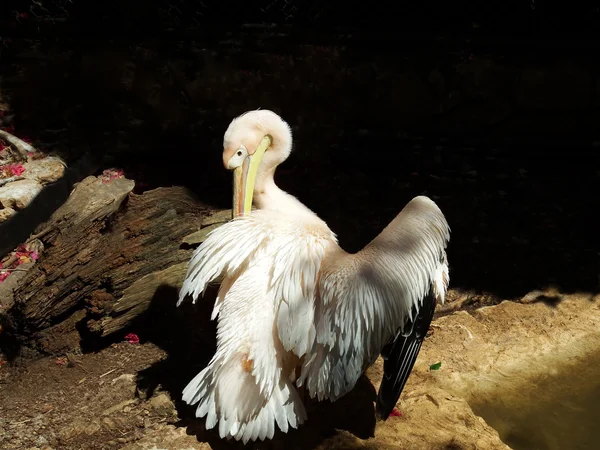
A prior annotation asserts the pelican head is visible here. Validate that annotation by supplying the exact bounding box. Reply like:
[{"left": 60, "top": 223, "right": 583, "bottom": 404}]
[{"left": 222, "top": 110, "right": 293, "bottom": 217}]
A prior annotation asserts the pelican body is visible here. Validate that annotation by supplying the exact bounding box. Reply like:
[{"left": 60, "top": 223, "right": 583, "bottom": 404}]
[{"left": 178, "top": 110, "right": 450, "bottom": 443}]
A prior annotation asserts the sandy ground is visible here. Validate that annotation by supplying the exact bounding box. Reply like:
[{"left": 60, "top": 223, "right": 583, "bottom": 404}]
[{"left": 3, "top": 288, "right": 597, "bottom": 450}]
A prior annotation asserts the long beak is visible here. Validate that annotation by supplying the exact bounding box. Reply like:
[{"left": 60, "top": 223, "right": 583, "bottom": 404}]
[{"left": 232, "top": 135, "right": 272, "bottom": 218}]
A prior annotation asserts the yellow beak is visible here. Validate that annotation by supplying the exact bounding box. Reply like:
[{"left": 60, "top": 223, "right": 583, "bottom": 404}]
[{"left": 232, "top": 135, "right": 272, "bottom": 218}]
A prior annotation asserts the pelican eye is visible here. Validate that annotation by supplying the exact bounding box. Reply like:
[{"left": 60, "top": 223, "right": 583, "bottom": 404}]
[{"left": 227, "top": 144, "right": 249, "bottom": 169}]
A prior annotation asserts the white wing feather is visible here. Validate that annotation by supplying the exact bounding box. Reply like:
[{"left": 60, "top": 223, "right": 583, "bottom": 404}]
[
  {"left": 298, "top": 196, "right": 450, "bottom": 401},
  {"left": 177, "top": 210, "right": 333, "bottom": 441},
  {"left": 178, "top": 217, "right": 270, "bottom": 306},
  {"left": 271, "top": 227, "right": 330, "bottom": 356}
]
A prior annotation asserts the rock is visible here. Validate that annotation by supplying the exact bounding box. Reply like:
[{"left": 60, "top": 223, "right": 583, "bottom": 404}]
[
  {"left": 0, "top": 207, "right": 16, "bottom": 222},
  {"left": 0, "top": 179, "right": 43, "bottom": 210},
  {"left": 111, "top": 373, "right": 136, "bottom": 385},
  {"left": 101, "top": 417, "right": 118, "bottom": 430},
  {"left": 102, "top": 399, "right": 138, "bottom": 416},
  {"left": 35, "top": 436, "right": 48, "bottom": 446},
  {"left": 22, "top": 157, "right": 65, "bottom": 185},
  {"left": 106, "top": 373, "right": 138, "bottom": 400},
  {"left": 146, "top": 392, "right": 175, "bottom": 417},
  {"left": 57, "top": 418, "right": 101, "bottom": 442}
]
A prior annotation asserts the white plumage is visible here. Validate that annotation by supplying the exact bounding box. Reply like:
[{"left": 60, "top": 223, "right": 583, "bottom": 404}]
[{"left": 178, "top": 110, "right": 450, "bottom": 443}]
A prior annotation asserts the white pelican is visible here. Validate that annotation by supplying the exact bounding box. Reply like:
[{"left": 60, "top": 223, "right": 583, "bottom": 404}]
[{"left": 178, "top": 110, "right": 450, "bottom": 444}]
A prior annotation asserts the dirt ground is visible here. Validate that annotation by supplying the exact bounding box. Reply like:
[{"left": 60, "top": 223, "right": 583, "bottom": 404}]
[
  {"left": 0, "top": 342, "right": 169, "bottom": 449},
  {"left": 0, "top": 287, "right": 508, "bottom": 450},
  {"left": 3, "top": 289, "right": 598, "bottom": 450}
]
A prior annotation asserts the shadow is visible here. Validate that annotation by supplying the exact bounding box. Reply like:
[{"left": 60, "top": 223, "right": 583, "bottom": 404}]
[
  {"left": 0, "top": 322, "right": 21, "bottom": 361},
  {"left": 0, "top": 20, "right": 597, "bottom": 303},
  {"left": 132, "top": 284, "right": 377, "bottom": 449},
  {"left": 133, "top": 284, "right": 218, "bottom": 401},
  {"left": 178, "top": 377, "right": 376, "bottom": 450},
  {"left": 288, "top": 133, "right": 599, "bottom": 302},
  {"left": 529, "top": 294, "right": 563, "bottom": 307},
  {"left": 469, "top": 347, "right": 600, "bottom": 450}
]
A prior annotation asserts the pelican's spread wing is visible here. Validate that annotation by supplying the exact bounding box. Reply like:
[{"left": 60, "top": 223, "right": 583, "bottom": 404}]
[
  {"left": 178, "top": 210, "right": 334, "bottom": 441},
  {"left": 299, "top": 196, "right": 450, "bottom": 404},
  {"left": 178, "top": 210, "right": 334, "bottom": 393}
]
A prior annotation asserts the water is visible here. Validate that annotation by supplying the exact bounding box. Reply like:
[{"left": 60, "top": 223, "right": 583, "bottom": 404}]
[{"left": 470, "top": 351, "right": 600, "bottom": 450}]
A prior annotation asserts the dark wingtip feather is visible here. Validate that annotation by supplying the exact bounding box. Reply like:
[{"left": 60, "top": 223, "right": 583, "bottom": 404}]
[
  {"left": 375, "top": 398, "right": 393, "bottom": 421},
  {"left": 375, "top": 287, "right": 438, "bottom": 420}
]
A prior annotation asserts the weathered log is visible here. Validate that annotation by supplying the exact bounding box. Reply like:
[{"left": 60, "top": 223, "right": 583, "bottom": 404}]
[{"left": 1, "top": 174, "right": 231, "bottom": 354}]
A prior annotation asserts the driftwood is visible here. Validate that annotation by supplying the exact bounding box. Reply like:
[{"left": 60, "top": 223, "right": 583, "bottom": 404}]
[{"left": 0, "top": 174, "right": 231, "bottom": 354}]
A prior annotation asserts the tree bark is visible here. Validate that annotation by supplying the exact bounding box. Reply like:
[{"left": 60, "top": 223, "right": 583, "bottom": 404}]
[{"left": 0, "top": 175, "right": 230, "bottom": 354}]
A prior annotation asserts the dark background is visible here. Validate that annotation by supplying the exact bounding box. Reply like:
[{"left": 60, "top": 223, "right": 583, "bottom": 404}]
[
  {"left": 2, "top": 0, "right": 600, "bottom": 37},
  {"left": 0, "top": 0, "right": 598, "bottom": 300}
]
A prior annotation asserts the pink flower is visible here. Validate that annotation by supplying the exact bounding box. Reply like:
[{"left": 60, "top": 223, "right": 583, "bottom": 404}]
[
  {"left": 12, "top": 247, "right": 38, "bottom": 265},
  {"left": 125, "top": 333, "right": 140, "bottom": 344},
  {"left": 11, "top": 164, "right": 25, "bottom": 176},
  {"left": 100, "top": 168, "right": 125, "bottom": 184},
  {"left": 390, "top": 408, "right": 402, "bottom": 417},
  {"left": 2, "top": 163, "right": 26, "bottom": 177}
]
